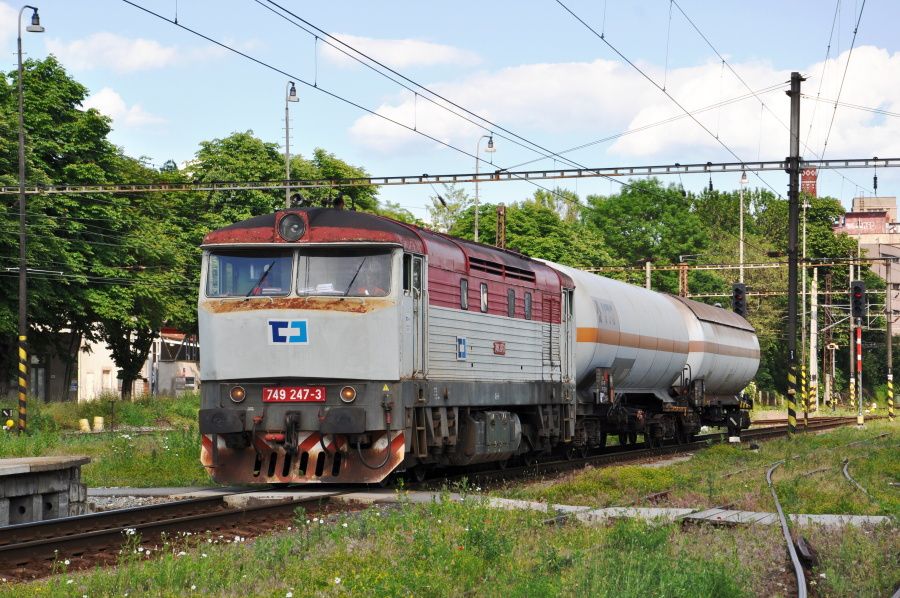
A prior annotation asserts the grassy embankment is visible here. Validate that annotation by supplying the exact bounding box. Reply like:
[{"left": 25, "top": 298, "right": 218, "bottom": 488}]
[
  {"left": 0, "top": 393, "right": 211, "bottom": 487},
  {"left": 502, "top": 421, "right": 898, "bottom": 518},
  {"left": 6, "top": 488, "right": 897, "bottom": 597}
]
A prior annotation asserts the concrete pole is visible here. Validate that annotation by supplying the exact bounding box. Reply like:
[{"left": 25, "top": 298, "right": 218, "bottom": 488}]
[
  {"left": 645, "top": 260, "right": 651, "bottom": 290},
  {"left": 785, "top": 72, "right": 804, "bottom": 433},
  {"left": 801, "top": 200, "right": 808, "bottom": 421}
]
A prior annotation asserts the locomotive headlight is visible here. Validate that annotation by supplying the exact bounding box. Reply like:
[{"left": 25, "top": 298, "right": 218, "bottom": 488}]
[
  {"left": 229, "top": 386, "right": 246, "bottom": 403},
  {"left": 340, "top": 386, "right": 357, "bottom": 403},
  {"left": 278, "top": 213, "right": 306, "bottom": 242}
]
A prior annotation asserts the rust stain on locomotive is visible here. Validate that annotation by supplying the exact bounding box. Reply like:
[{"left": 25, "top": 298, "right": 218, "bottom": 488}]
[{"left": 200, "top": 296, "right": 394, "bottom": 314}]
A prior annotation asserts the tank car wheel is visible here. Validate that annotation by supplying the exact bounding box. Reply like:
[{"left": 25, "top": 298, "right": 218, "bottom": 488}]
[
  {"left": 618, "top": 433, "right": 629, "bottom": 446},
  {"left": 598, "top": 431, "right": 608, "bottom": 449},
  {"left": 523, "top": 453, "right": 539, "bottom": 467},
  {"left": 629, "top": 432, "right": 638, "bottom": 445},
  {"left": 498, "top": 458, "right": 509, "bottom": 470}
]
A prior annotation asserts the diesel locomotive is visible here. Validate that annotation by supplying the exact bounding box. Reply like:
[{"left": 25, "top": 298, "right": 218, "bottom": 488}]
[{"left": 198, "top": 208, "right": 759, "bottom": 484}]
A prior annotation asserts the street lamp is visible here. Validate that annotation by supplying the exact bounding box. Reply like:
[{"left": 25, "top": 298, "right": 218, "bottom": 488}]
[
  {"left": 16, "top": 4, "right": 44, "bottom": 433},
  {"left": 739, "top": 170, "right": 748, "bottom": 283},
  {"left": 474, "top": 134, "right": 495, "bottom": 243},
  {"left": 284, "top": 81, "right": 299, "bottom": 209}
]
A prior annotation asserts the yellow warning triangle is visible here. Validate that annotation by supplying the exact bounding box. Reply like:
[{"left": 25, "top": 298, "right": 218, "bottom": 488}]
[{"left": 382, "top": 384, "right": 390, "bottom": 391}]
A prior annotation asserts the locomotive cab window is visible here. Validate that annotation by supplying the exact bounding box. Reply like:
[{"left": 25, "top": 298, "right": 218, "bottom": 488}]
[
  {"left": 480, "top": 283, "right": 489, "bottom": 313},
  {"left": 206, "top": 250, "right": 293, "bottom": 297},
  {"left": 460, "top": 279, "right": 469, "bottom": 309},
  {"left": 297, "top": 249, "right": 392, "bottom": 297},
  {"left": 507, "top": 289, "right": 516, "bottom": 317},
  {"left": 524, "top": 292, "right": 533, "bottom": 320}
]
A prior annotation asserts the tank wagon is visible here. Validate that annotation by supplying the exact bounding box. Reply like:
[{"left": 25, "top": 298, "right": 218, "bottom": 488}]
[{"left": 198, "top": 208, "right": 759, "bottom": 484}]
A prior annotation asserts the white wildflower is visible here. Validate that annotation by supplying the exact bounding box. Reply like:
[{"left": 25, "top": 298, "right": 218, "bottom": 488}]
[
  {"left": 66, "top": 580, "right": 74, "bottom": 585},
  {"left": 201, "top": 553, "right": 208, "bottom": 558},
  {"left": 190, "top": 585, "right": 196, "bottom": 591},
  {"left": 342, "top": 522, "right": 348, "bottom": 528},
  {"left": 124, "top": 528, "right": 136, "bottom": 536},
  {"left": 334, "top": 577, "right": 341, "bottom": 584},
  {"left": 177, "top": 551, "right": 186, "bottom": 557},
  {"left": 64, "top": 559, "right": 70, "bottom": 565},
  {"left": 286, "top": 593, "right": 293, "bottom": 598}
]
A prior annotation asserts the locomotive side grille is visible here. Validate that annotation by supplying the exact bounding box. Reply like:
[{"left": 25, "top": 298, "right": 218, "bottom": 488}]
[{"left": 469, "top": 256, "right": 537, "bottom": 282}]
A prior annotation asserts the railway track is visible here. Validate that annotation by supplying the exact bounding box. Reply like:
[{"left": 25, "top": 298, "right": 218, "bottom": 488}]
[
  {"left": 431, "top": 415, "right": 870, "bottom": 488},
  {"left": 0, "top": 490, "right": 346, "bottom": 581},
  {"left": 0, "top": 415, "right": 876, "bottom": 582}
]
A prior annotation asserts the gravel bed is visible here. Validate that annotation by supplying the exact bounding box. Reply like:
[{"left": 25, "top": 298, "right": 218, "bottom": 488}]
[{"left": 89, "top": 495, "right": 180, "bottom": 512}]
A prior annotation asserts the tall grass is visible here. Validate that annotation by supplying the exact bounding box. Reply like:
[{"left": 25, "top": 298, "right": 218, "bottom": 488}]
[{"left": 0, "top": 392, "right": 209, "bottom": 487}]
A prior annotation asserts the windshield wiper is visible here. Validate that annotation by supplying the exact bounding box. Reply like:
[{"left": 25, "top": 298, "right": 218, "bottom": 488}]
[
  {"left": 246, "top": 260, "right": 276, "bottom": 297},
  {"left": 343, "top": 256, "right": 368, "bottom": 296}
]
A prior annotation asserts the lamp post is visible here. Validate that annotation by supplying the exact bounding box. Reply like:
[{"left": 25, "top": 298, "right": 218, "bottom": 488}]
[
  {"left": 474, "top": 134, "right": 495, "bottom": 243},
  {"left": 16, "top": 5, "right": 44, "bottom": 434},
  {"left": 284, "top": 81, "right": 298, "bottom": 209},
  {"left": 739, "top": 170, "right": 748, "bottom": 283}
]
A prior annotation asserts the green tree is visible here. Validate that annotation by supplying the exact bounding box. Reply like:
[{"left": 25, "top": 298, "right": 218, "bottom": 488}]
[{"left": 426, "top": 184, "right": 472, "bottom": 233}]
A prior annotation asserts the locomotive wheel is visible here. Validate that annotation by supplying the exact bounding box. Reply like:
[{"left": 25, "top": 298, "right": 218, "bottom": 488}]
[
  {"left": 598, "top": 431, "right": 608, "bottom": 449},
  {"left": 629, "top": 432, "right": 638, "bottom": 445},
  {"left": 618, "top": 433, "right": 629, "bottom": 446}
]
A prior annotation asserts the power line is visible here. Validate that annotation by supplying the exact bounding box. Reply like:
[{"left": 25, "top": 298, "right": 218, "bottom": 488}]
[
  {"left": 256, "top": 0, "right": 595, "bottom": 175},
  {"left": 669, "top": 0, "right": 871, "bottom": 195},
  {"left": 553, "top": 0, "right": 783, "bottom": 198},
  {"left": 119, "top": 0, "right": 575, "bottom": 204},
  {"left": 504, "top": 82, "right": 785, "bottom": 171},
  {"left": 805, "top": 0, "right": 842, "bottom": 151},
  {"left": 821, "top": 0, "right": 867, "bottom": 159},
  {"left": 802, "top": 94, "right": 900, "bottom": 119}
]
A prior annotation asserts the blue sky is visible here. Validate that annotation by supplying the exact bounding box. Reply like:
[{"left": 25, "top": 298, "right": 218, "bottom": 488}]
[{"left": 3, "top": 1, "right": 899, "bottom": 219}]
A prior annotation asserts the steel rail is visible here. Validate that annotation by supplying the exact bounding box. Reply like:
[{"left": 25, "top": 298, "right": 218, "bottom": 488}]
[
  {"left": 0, "top": 493, "right": 335, "bottom": 573},
  {"left": 767, "top": 461, "right": 808, "bottom": 598},
  {"left": 841, "top": 459, "right": 872, "bottom": 498},
  {"left": 430, "top": 416, "right": 866, "bottom": 488}
]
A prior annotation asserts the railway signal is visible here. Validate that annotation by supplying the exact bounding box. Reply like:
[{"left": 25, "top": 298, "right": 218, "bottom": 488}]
[
  {"left": 850, "top": 281, "right": 866, "bottom": 318},
  {"left": 731, "top": 283, "right": 748, "bottom": 317}
]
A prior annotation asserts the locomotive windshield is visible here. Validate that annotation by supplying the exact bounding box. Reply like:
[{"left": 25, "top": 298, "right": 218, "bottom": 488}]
[
  {"left": 206, "top": 250, "right": 293, "bottom": 297},
  {"left": 297, "top": 249, "right": 392, "bottom": 297}
]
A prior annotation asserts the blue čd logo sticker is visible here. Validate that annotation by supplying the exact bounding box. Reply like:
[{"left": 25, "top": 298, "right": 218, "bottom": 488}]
[{"left": 268, "top": 320, "right": 308, "bottom": 344}]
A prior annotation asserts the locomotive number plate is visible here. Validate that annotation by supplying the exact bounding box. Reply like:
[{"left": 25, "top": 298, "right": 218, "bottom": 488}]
[{"left": 262, "top": 386, "right": 326, "bottom": 402}]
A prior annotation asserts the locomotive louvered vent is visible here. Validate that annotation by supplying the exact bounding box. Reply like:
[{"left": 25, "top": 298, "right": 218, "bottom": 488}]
[{"left": 469, "top": 257, "right": 536, "bottom": 282}]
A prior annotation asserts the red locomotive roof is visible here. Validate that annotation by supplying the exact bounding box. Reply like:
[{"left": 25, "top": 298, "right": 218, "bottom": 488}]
[{"left": 203, "top": 208, "right": 573, "bottom": 292}]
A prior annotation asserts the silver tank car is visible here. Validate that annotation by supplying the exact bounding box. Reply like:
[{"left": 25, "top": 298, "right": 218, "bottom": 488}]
[{"left": 545, "top": 263, "right": 759, "bottom": 397}]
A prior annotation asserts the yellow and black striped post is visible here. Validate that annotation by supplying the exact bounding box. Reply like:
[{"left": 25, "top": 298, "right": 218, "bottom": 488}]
[
  {"left": 849, "top": 377, "right": 855, "bottom": 409},
  {"left": 787, "top": 364, "right": 798, "bottom": 432},
  {"left": 888, "top": 374, "right": 894, "bottom": 422},
  {"left": 17, "top": 335, "right": 27, "bottom": 433},
  {"left": 800, "top": 364, "right": 808, "bottom": 425}
]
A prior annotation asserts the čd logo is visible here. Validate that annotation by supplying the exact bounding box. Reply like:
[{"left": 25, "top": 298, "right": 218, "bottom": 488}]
[{"left": 268, "top": 320, "right": 308, "bottom": 344}]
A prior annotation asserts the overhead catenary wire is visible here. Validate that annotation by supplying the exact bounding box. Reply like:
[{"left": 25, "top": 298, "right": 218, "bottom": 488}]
[
  {"left": 119, "top": 0, "right": 575, "bottom": 205},
  {"left": 256, "top": 0, "right": 610, "bottom": 179},
  {"left": 669, "top": 0, "right": 871, "bottom": 195},
  {"left": 821, "top": 0, "right": 867, "bottom": 159},
  {"left": 804, "top": 0, "right": 843, "bottom": 151},
  {"left": 554, "top": 0, "right": 783, "bottom": 198}
]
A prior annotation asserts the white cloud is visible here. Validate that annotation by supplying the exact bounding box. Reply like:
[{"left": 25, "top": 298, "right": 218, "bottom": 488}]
[
  {"left": 0, "top": 2, "right": 19, "bottom": 46},
  {"left": 347, "top": 46, "right": 900, "bottom": 165},
  {"left": 321, "top": 33, "right": 480, "bottom": 69},
  {"left": 83, "top": 87, "right": 165, "bottom": 127},
  {"left": 46, "top": 32, "right": 224, "bottom": 73}
]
